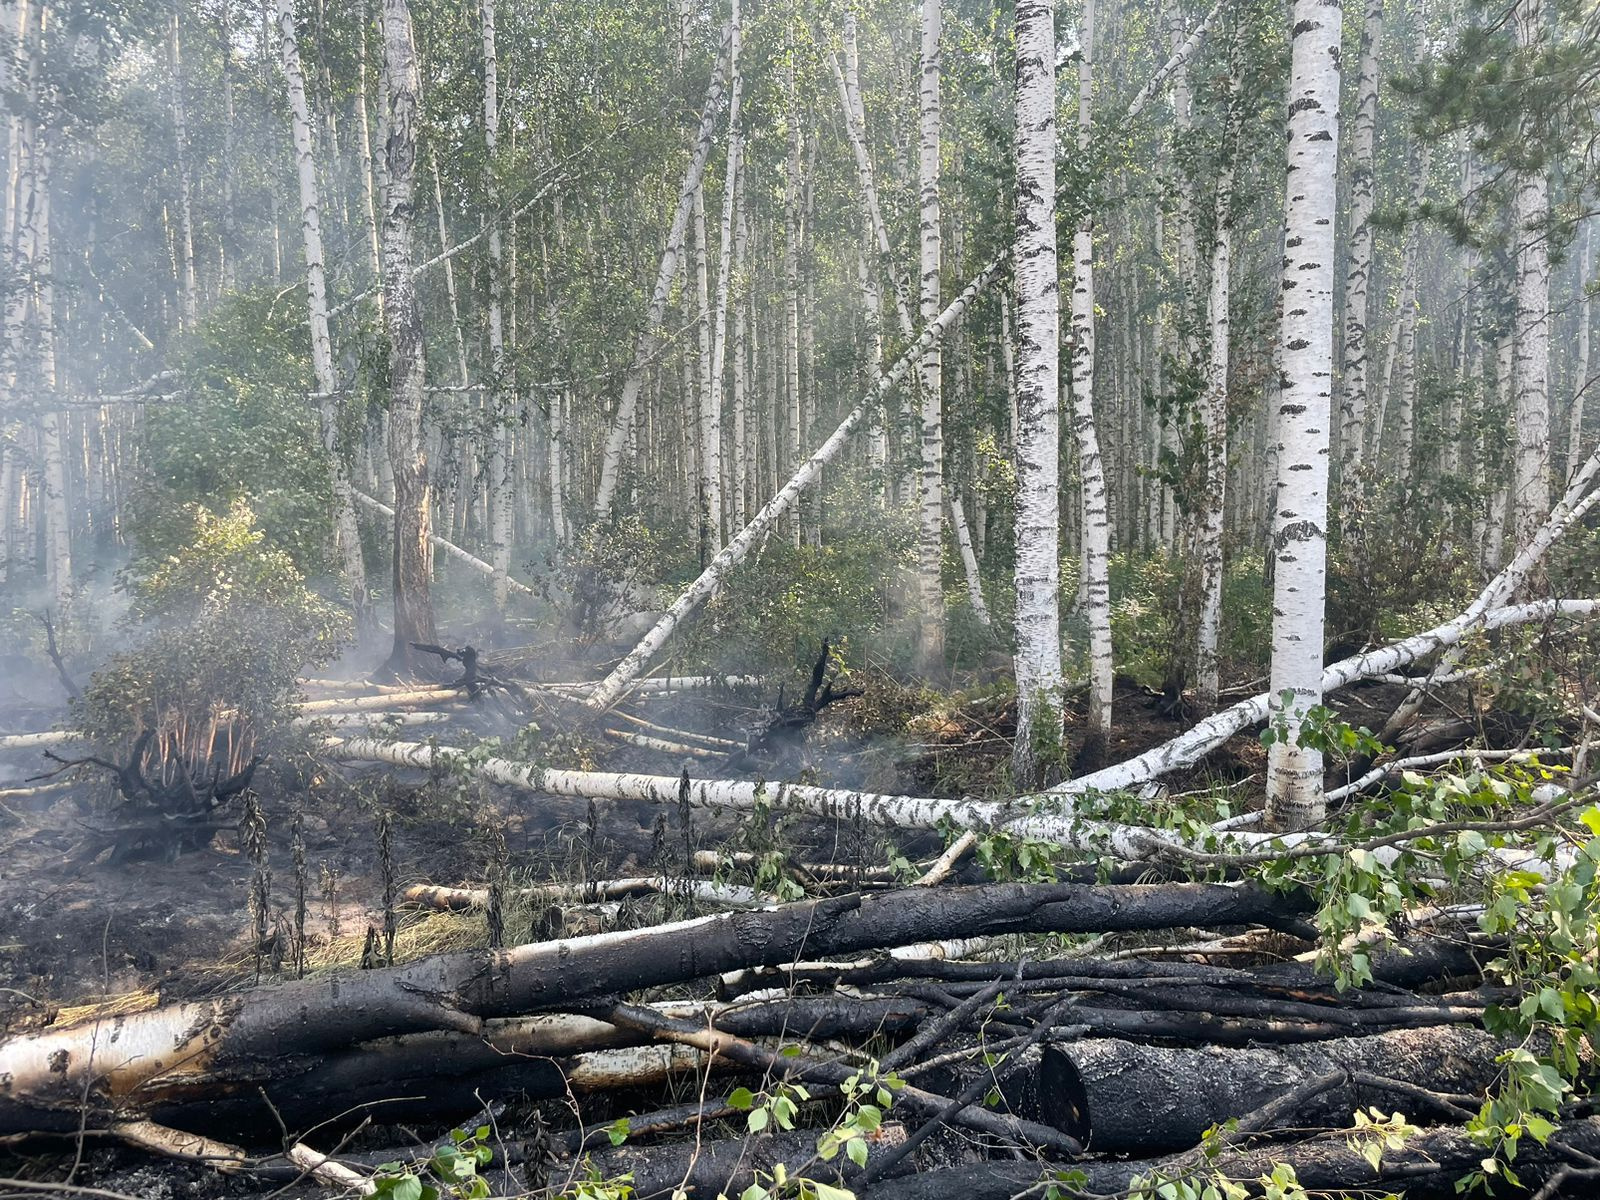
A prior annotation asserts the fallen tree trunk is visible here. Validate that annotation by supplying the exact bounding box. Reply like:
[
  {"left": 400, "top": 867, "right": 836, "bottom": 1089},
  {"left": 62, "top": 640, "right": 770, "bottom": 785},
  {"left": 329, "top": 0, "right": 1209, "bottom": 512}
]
[
  {"left": 404, "top": 876, "right": 769, "bottom": 910},
  {"left": 351, "top": 490, "right": 537, "bottom": 599},
  {"left": 1041, "top": 1025, "right": 1503, "bottom": 1151},
  {"left": 866, "top": 1115, "right": 1600, "bottom": 1200},
  {"left": 1054, "top": 597, "right": 1599, "bottom": 797},
  {"left": 0, "top": 881, "right": 1303, "bottom": 1135},
  {"left": 586, "top": 255, "right": 1006, "bottom": 710},
  {"left": 150, "top": 996, "right": 930, "bottom": 1132}
]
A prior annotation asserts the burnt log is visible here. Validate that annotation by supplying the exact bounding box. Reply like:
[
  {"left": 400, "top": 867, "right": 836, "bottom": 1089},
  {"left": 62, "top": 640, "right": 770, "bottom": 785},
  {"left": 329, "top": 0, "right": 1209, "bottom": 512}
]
[
  {"left": 1039, "top": 1025, "right": 1505, "bottom": 1152},
  {"left": 0, "top": 881, "right": 1302, "bottom": 1135},
  {"left": 864, "top": 1115, "right": 1600, "bottom": 1200}
]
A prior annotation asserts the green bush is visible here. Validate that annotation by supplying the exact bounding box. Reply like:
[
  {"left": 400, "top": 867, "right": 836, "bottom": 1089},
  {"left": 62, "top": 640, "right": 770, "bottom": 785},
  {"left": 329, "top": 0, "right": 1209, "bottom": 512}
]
[{"left": 75, "top": 501, "right": 349, "bottom": 771}]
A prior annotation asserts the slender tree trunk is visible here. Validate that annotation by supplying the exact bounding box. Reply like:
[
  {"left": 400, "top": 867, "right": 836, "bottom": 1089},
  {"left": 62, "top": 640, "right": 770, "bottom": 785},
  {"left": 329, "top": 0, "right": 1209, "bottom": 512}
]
[
  {"left": 34, "top": 125, "right": 68, "bottom": 610},
  {"left": 783, "top": 33, "right": 802, "bottom": 549},
  {"left": 589, "top": 259, "right": 1004, "bottom": 710},
  {"left": 1194, "top": 74, "right": 1238, "bottom": 714},
  {"left": 1393, "top": 145, "right": 1429, "bottom": 486},
  {"left": 1337, "top": 0, "right": 1382, "bottom": 484},
  {"left": 378, "top": 0, "right": 435, "bottom": 676},
  {"left": 593, "top": 28, "right": 732, "bottom": 519},
  {"left": 1511, "top": 0, "right": 1551, "bottom": 557},
  {"left": 480, "top": 0, "right": 512, "bottom": 610},
  {"left": 694, "top": 184, "right": 720, "bottom": 556},
  {"left": 219, "top": 1, "right": 239, "bottom": 293},
  {"left": 353, "top": 0, "right": 383, "bottom": 286},
  {"left": 1265, "top": 0, "right": 1342, "bottom": 831},
  {"left": 1568, "top": 218, "right": 1594, "bottom": 472},
  {"left": 731, "top": 191, "right": 750, "bottom": 528},
  {"left": 709, "top": 0, "right": 743, "bottom": 541},
  {"left": 1069, "top": 0, "right": 1114, "bottom": 760},
  {"left": 276, "top": 0, "right": 371, "bottom": 635},
  {"left": 1011, "top": 0, "right": 1064, "bottom": 787},
  {"left": 169, "top": 6, "right": 198, "bottom": 330},
  {"left": 915, "top": 0, "right": 945, "bottom": 674}
]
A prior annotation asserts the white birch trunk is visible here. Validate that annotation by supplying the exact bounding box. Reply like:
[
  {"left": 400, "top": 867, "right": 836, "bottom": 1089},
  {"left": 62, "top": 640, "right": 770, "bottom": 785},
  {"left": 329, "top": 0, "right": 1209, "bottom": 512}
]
[
  {"left": 1511, "top": 0, "right": 1551, "bottom": 555},
  {"left": 1393, "top": 145, "right": 1429, "bottom": 484},
  {"left": 34, "top": 129, "right": 68, "bottom": 611},
  {"left": 353, "top": 0, "right": 383, "bottom": 285},
  {"left": 480, "top": 0, "right": 512, "bottom": 609},
  {"left": 169, "top": 8, "right": 198, "bottom": 330},
  {"left": 832, "top": 13, "right": 915, "bottom": 340},
  {"left": 783, "top": 42, "right": 803, "bottom": 550},
  {"left": 378, "top": 0, "right": 437, "bottom": 673},
  {"left": 731, "top": 192, "right": 750, "bottom": 528},
  {"left": 1011, "top": 0, "right": 1064, "bottom": 786},
  {"left": 1069, "top": 0, "right": 1114, "bottom": 756},
  {"left": 1265, "top": 0, "right": 1342, "bottom": 831},
  {"left": 915, "top": 0, "right": 945, "bottom": 674},
  {"left": 587, "top": 258, "right": 1004, "bottom": 711},
  {"left": 693, "top": 183, "right": 720, "bottom": 554},
  {"left": 1568, "top": 217, "right": 1594, "bottom": 471},
  {"left": 276, "top": 0, "right": 370, "bottom": 634},
  {"left": 948, "top": 492, "right": 991, "bottom": 629},
  {"left": 1337, "top": 0, "right": 1382, "bottom": 482},
  {"left": 593, "top": 28, "right": 731, "bottom": 519},
  {"left": 708, "top": 0, "right": 742, "bottom": 540},
  {"left": 1194, "top": 79, "right": 1237, "bottom": 713}
]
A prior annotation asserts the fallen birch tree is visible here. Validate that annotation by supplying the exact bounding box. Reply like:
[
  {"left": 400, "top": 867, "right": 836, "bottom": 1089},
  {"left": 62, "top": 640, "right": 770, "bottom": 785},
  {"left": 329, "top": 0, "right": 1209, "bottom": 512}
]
[
  {"left": 0, "top": 881, "right": 1302, "bottom": 1135},
  {"left": 585, "top": 254, "right": 1006, "bottom": 710},
  {"left": 352, "top": 490, "right": 537, "bottom": 598}
]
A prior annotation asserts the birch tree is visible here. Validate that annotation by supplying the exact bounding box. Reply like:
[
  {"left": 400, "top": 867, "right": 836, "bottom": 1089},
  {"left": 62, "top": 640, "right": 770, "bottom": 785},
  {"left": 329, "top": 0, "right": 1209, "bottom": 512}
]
[
  {"left": 592, "top": 29, "right": 731, "bottom": 519},
  {"left": 1337, "top": 0, "right": 1382, "bottom": 482},
  {"left": 1010, "top": 0, "right": 1064, "bottom": 786},
  {"left": 1194, "top": 64, "right": 1239, "bottom": 713},
  {"left": 378, "top": 0, "right": 436, "bottom": 676},
  {"left": 1069, "top": 0, "right": 1114, "bottom": 758},
  {"left": 915, "top": 0, "right": 944, "bottom": 675},
  {"left": 1511, "top": 0, "right": 1551, "bottom": 556},
  {"left": 1568, "top": 217, "right": 1593, "bottom": 472},
  {"left": 481, "top": 0, "right": 513, "bottom": 610},
  {"left": 1265, "top": 0, "right": 1342, "bottom": 831},
  {"left": 275, "top": 0, "right": 370, "bottom": 635}
]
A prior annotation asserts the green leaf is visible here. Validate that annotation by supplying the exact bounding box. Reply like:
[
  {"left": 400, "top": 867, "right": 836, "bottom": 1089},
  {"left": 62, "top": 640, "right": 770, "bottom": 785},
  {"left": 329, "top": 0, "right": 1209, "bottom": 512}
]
[
  {"left": 728, "top": 1087, "right": 755, "bottom": 1111},
  {"left": 747, "top": 1107, "right": 770, "bottom": 1133},
  {"left": 391, "top": 1176, "right": 424, "bottom": 1200},
  {"left": 847, "top": 1136, "right": 869, "bottom": 1167}
]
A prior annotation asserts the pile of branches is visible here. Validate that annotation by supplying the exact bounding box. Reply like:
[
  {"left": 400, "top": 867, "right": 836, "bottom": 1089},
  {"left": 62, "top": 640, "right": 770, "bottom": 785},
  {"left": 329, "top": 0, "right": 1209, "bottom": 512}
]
[{"left": 0, "top": 870, "right": 1588, "bottom": 1199}]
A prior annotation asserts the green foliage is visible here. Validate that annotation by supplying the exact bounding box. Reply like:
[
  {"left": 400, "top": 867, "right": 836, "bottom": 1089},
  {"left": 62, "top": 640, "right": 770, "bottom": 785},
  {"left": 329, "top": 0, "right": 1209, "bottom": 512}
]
[
  {"left": 370, "top": 1125, "right": 496, "bottom": 1200},
  {"left": 722, "top": 1059, "right": 904, "bottom": 1200},
  {"left": 1109, "top": 550, "right": 1271, "bottom": 691},
  {"left": 75, "top": 500, "right": 348, "bottom": 762},
  {"left": 133, "top": 288, "right": 346, "bottom": 574}
]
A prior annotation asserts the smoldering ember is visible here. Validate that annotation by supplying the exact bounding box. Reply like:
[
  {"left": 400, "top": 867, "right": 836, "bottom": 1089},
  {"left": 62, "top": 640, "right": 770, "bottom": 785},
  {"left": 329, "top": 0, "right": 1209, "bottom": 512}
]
[{"left": 0, "top": 0, "right": 1597, "bottom": 1198}]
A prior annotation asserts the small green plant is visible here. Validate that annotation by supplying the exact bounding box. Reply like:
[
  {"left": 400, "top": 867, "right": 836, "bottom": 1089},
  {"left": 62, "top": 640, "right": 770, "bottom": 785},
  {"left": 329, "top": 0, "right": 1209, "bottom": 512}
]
[{"left": 370, "top": 1124, "right": 496, "bottom": 1200}]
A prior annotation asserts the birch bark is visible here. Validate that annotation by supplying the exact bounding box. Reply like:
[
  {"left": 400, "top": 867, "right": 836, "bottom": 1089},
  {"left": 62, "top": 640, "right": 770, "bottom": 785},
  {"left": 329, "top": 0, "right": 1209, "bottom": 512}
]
[
  {"left": 1011, "top": 0, "right": 1064, "bottom": 786},
  {"left": 915, "top": 0, "right": 945, "bottom": 674},
  {"left": 1511, "top": 0, "right": 1551, "bottom": 556},
  {"left": 480, "top": 0, "right": 512, "bottom": 610},
  {"left": 1568, "top": 218, "right": 1594, "bottom": 471},
  {"left": 276, "top": 0, "right": 371, "bottom": 635},
  {"left": 709, "top": 0, "right": 742, "bottom": 540},
  {"left": 1265, "top": 0, "right": 1342, "bottom": 831},
  {"left": 169, "top": 7, "right": 198, "bottom": 329},
  {"left": 1069, "top": 0, "right": 1114, "bottom": 758},
  {"left": 1194, "top": 73, "right": 1238, "bottom": 714},
  {"left": 378, "top": 0, "right": 437, "bottom": 676},
  {"left": 1337, "top": 0, "right": 1382, "bottom": 482}
]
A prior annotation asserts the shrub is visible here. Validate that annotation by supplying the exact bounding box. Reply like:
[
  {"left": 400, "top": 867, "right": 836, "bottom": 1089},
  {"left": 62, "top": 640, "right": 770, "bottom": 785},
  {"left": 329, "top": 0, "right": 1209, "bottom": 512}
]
[{"left": 75, "top": 500, "right": 349, "bottom": 781}]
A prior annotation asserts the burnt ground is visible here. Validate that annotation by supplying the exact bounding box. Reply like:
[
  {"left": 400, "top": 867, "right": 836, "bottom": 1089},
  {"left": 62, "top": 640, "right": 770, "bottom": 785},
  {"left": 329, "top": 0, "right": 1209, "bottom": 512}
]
[{"left": 0, "top": 667, "right": 1538, "bottom": 1197}]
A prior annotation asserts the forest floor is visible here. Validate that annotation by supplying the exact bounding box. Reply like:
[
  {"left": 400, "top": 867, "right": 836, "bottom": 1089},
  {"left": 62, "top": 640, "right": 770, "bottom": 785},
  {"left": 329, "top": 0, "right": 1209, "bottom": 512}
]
[{"left": 0, "top": 655, "right": 1549, "bottom": 1198}]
